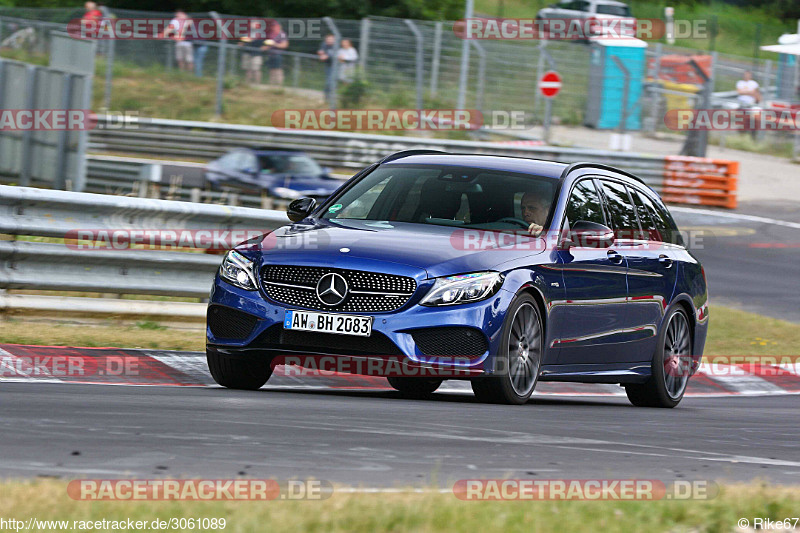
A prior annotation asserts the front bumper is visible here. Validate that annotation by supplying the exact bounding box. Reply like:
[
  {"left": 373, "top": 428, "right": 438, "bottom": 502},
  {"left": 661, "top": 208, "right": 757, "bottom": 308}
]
[{"left": 207, "top": 275, "right": 515, "bottom": 376}]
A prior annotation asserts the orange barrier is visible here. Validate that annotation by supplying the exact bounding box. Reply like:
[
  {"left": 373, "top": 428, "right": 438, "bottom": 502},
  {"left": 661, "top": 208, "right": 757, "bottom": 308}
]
[{"left": 661, "top": 156, "right": 739, "bottom": 209}]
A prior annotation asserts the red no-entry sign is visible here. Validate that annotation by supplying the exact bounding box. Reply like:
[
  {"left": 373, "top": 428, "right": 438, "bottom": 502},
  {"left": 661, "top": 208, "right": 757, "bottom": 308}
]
[{"left": 538, "top": 71, "right": 562, "bottom": 98}]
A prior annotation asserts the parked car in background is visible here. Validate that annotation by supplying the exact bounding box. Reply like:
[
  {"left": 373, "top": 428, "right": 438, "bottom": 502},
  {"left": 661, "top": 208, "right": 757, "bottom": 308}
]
[
  {"left": 205, "top": 148, "right": 342, "bottom": 201},
  {"left": 537, "top": 0, "right": 635, "bottom": 38}
]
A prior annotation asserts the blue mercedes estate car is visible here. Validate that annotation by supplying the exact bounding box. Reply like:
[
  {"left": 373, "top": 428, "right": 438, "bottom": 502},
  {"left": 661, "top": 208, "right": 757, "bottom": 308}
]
[{"left": 207, "top": 151, "right": 708, "bottom": 407}]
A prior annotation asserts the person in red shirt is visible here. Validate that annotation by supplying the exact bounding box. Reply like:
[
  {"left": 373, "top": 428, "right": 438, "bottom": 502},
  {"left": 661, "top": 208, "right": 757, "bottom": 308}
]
[{"left": 82, "top": 1, "right": 102, "bottom": 22}]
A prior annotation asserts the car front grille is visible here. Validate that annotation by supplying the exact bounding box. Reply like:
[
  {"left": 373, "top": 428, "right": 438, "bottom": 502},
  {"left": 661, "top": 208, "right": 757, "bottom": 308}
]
[
  {"left": 411, "top": 327, "right": 489, "bottom": 358},
  {"left": 260, "top": 265, "right": 416, "bottom": 313}
]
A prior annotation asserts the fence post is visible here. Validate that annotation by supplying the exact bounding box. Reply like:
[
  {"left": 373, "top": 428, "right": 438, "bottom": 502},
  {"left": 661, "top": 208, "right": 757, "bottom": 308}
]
[
  {"left": 648, "top": 43, "right": 662, "bottom": 133},
  {"left": 323, "top": 17, "right": 340, "bottom": 110},
  {"left": 763, "top": 59, "right": 772, "bottom": 98},
  {"left": 533, "top": 39, "right": 546, "bottom": 121},
  {"left": 359, "top": 18, "right": 370, "bottom": 75},
  {"left": 53, "top": 73, "right": 74, "bottom": 190},
  {"left": 470, "top": 40, "right": 486, "bottom": 114},
  {"left": 210, "top": 12, "right": 226, "bottom": 117},
  {"left": 100, "top": 6, "right": 114, "bottom": 110},
  {"left": 430, "top": 21, "right": 442, "bottom": 97},
  {"left": 456, "top": 0, "right": 474, "bottom": 110},
  {"left": 404, "top": 20, "right": 424, "bottom": 110},
  {"left": 19, "top": 65, "right": 37, "bottom": 187},
  {"left": 292, "top": 55, "right": 300, "bottom": 87}
]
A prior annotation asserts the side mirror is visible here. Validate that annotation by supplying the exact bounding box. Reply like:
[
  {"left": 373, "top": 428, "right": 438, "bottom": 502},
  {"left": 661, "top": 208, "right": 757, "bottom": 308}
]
[
  {"left": 287, "top": 197, "right": 317, "bottom": 222},
  {"left": 562, "top": 220, "right": 614, "bottom": 249}
]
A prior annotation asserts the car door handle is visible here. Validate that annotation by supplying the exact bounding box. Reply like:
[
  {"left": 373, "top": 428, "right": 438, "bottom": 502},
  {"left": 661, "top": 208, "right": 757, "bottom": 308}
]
[
  {"left": 659, "top": 254, "right": 673, "bottom": 268},
  {"left": 607, "top": 250, "right": 623, "bottom": 264}
]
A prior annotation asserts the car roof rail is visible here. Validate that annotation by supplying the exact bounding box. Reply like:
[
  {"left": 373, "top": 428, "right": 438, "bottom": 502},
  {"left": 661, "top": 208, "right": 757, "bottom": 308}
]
[
  {"left": 560, "top": 162, "right": 646, "bottom": 185},
  {"left": 378, "top": 149, "right": 448, "bottom": 164}
]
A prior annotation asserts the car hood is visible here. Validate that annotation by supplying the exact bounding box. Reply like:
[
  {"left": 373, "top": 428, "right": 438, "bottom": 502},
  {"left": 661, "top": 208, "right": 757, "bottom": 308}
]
[{"left": 244, "top": 219, "right": 546, "bottom": 278}]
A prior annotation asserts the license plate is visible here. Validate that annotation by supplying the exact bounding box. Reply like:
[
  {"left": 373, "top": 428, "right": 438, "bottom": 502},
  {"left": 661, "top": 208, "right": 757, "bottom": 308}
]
[{"left": 283, "top": 310, "right": 372, "bottom": 337}]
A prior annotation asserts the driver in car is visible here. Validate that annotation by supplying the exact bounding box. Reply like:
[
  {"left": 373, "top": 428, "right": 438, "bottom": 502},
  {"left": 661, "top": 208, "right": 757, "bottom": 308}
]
[{"left": 521, "top": 192, "right": 549, "bottom": 237}]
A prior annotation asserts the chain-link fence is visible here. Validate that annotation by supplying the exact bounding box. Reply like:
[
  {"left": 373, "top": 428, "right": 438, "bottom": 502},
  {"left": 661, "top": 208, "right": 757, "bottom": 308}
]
[{"left": 1, "top": 7, "right": 798, "bottom": 158}]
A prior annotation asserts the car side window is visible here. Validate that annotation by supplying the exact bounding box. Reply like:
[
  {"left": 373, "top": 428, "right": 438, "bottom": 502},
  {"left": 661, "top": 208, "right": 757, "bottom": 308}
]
[
  {"left": 240, "top": 152, "right": 257, "bottom": 172},
  {"left": 629, "top": 188, "right": 660, "bottom": 241},
  {"left": 599, "top": 179, "right": 641, "bottom": 239},
  {"left": 635, "top": 188, "right": 680, "bottom": 245},
  {"left": 218, "top": 153, "right": 237, "bottom": 169},
  {"left": 564, "top": 179, "right": 606, "bottom": 229}
]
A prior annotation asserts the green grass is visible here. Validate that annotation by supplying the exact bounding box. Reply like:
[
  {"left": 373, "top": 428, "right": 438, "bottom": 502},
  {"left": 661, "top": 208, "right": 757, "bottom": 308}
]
[{"left": 0, "top": 479, "right": 798, "bottom": 532}]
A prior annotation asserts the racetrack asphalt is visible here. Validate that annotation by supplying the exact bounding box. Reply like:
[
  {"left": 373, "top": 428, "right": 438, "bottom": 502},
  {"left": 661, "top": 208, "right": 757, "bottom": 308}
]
[
  {"left": 671, "top": 202, "right": 800, "bottom": 323},
  {"left": 2, "top": 382, "right": 798, "bottom": 486}
]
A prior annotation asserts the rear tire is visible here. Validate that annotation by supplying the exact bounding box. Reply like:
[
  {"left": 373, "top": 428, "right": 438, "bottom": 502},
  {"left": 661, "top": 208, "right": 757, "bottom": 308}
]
[
  {"left": 387, "top": 376, "right": 442, "bottom": 397},
  {"left": 471, "top": 293, "right": 543, "bottom": 405},
  {"left": 207, "top": 349, "right": 272, "bottom": 390},
  {"left": 625, "top": 307, "right": 692, "bottom": 408}
]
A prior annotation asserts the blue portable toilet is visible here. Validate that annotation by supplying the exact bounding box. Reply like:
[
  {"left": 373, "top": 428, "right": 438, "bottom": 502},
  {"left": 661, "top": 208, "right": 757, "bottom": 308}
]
[{"left": 584, "top": 37, "right": 647, "bottom": 130}]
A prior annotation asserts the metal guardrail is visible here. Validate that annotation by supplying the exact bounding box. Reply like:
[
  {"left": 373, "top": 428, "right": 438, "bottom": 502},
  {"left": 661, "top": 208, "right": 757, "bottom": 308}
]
[
  {"left": 0, "top": 185, "right": 288, "bottom": 298},
  {"left": 88, "top": 117, "right": 742, "bottom": 208},
  {"left": 89, "top": 117, "right": 670, "bottom": 188}
]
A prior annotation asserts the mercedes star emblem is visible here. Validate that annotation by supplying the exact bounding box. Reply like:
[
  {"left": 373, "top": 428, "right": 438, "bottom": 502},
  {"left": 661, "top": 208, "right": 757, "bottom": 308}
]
[{"left": 316, "top": 272, "right": 349, "bottom": 306}]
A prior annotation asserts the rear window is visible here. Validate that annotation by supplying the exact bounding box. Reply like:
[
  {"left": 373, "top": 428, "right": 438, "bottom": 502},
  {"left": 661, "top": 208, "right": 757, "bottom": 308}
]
[{"left": 595, "top": 4, "right": 631, "bottom": 16}]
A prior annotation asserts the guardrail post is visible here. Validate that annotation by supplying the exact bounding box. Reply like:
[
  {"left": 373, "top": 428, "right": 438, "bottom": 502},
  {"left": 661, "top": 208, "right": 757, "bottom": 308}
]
[
  {"left": 322, "top": 17, "right": 340, "bottom": 109},
  {"left": 456, "top": 0, "right": 474, "bottom": 111},
  {"left": 430, "top": 22, "right": 442, "bottom": 97},
  {"left": 100, "top": 6, "right": 114, "bottom": 110},
  {"left": 404, "top": 20, "right": 424, "bottom": 111},
  {"left": 210, "top": 12, "right": 226, "bottom": 117}
]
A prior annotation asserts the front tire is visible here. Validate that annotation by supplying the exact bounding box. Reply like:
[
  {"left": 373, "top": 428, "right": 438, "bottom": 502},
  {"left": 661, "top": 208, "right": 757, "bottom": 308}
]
[
  {"left": 471, "top": 293, "right": 543, "bottom": 405},
  {"left": 387, "top": 376, "right": 442, "bottom": 397},
  {"left": 207, "top": 349, "right": 272, "bottom": 390},
  {"left": 625, "top": 307, "right": 692, "bottom": 408}
]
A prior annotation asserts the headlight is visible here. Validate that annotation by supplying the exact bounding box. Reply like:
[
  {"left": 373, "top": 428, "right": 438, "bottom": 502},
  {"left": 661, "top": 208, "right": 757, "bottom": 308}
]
[
  {"left": 219, "top": 250, "right": 258, "bottom": 290},
  {"left": 420, "top": 272, "right": 504, "bottom": 306}
]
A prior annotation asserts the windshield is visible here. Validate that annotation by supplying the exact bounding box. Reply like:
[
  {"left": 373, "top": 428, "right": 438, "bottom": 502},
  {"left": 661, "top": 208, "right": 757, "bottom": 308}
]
[
  {"left": 322, "top": 165, "right": 558, "bottom": 231},
  {"left": 595, "top": 4, "right": 631, "bottom": 16},
  {"left": 259, "top": 154, "right": 323, "bottom": 175}
]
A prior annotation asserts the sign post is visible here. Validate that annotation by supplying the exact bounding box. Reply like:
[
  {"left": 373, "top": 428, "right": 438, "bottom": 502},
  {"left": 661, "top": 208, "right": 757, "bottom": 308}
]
[{"left": 538, "top": 71, "right": 561, "bottom": 144}]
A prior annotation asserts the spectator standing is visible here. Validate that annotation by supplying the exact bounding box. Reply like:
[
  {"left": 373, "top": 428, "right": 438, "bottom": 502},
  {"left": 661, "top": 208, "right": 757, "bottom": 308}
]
[
  {"left": 265, "top": 21, "right": 289, "bottom": 86},
  {"left": 166, "top": 10, "right": 194, "bottom": 73},
  {"left": 82, "top": 1, "right": 103, "bottom": 22},
  {"left": 317, "top": 34, "right": 337, "bottom": 101},
  {"left": 239, "top": 19, "right": 267, "bottom": 85},
  {"left": 194, "top": 37, "right": 209, "bottom": 77},
  {"left": 336, "top": 39, "right": 358, "bottom": 84}
]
